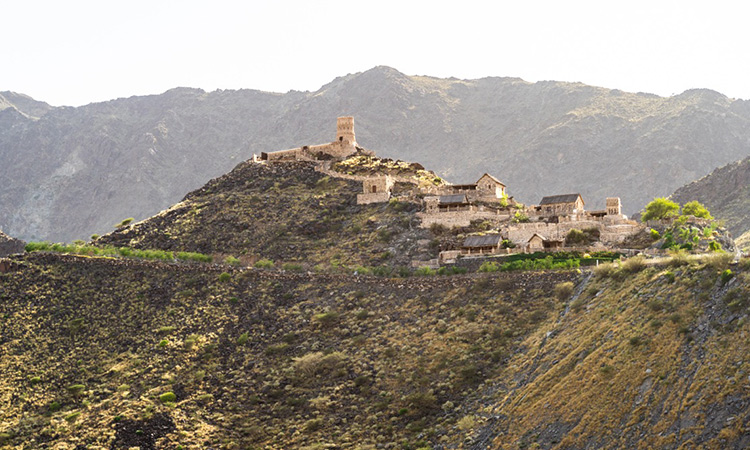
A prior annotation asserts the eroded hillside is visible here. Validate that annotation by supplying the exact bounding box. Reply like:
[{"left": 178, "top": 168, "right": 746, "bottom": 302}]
[{"left": 0, "top": 252, "right": 748, "bottom": 449}]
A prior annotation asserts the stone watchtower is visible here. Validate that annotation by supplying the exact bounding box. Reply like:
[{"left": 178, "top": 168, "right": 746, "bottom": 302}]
[
  {"left": 606, "top": 197, "right": 622, "bottom": 216},
  {"left": 336, "top": 116, "right": 357, "bottom": 146}
]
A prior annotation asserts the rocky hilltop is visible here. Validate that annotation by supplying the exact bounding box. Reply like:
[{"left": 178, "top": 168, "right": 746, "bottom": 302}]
[
  {"left": 3, "top": 67, "right": 750, "bottom": 241},
  {"left": 97, "top": 159, "right": 436, "bottom": 268}
]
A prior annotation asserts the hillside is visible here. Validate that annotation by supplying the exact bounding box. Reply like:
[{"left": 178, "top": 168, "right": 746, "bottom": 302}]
[
  {"left": 96, "top": 159, "right": 438, "bottom": 268},
  {"left": 671, "top": 156, "right": 750, "bottom": 249},
  {"left": 1, "top": 249, "right": 748, "bottom": 448},
  {"left": 3, "top": 67, "right": 750, "bottom": 242}
]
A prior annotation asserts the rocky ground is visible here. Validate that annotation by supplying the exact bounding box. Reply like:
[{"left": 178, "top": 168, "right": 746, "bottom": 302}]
[{"left": 0, "top": 251, "right": 748, "bottom": 449}]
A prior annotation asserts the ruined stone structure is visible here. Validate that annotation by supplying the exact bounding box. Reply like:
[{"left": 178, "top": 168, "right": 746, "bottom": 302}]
[
  {"left": 261, "top": 117, "right": 363, "bottom": 161},
  {"left": 357, "top": 176, "right": 394, "bottom": 205}
]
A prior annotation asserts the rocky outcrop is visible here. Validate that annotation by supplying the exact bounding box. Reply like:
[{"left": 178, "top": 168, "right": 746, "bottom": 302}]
[{"left": 0, "top": 229, "right": 25, "bottom": 256}]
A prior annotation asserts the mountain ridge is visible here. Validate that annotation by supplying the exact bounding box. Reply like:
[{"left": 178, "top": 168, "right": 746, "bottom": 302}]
[{"left": 3, "top": 66, "right": 750, "bottom": 241}]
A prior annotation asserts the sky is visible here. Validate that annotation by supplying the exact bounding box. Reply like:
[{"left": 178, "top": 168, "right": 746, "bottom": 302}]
[{"left": 3, "top": 0, "right": 749, "bottom": 106}]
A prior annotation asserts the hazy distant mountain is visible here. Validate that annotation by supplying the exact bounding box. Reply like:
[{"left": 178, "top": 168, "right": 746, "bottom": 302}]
[
  {"left": 2, "top": 66, "right": 750, "bottom": 242},
  {"left": 671, "top": 156, "right": 750, "bottom": 247}
]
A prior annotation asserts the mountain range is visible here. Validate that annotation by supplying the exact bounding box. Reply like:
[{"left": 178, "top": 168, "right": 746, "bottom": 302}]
[{"left": 2, "top": 66, "right": 750, "bottom": 242}]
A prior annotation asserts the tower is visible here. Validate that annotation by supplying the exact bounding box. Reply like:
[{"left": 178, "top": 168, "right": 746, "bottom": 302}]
[
  {"left": 336, "top": 116, "right": 356, "bottom": 145},
  {"left": 606, "top": 197, "right": 622, "bottom": 216}
]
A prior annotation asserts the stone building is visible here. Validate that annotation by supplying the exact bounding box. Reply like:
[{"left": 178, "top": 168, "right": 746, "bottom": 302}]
[
  {"left": 462, "top": 234, "right": 504, "bottom": 255},
  {"left": 536, "top": 194, "right": 585, "bottom": 217},
  {"left": 357, "top": 176, "right": 394, "bottom": 205},
  {"left": 438, "top": 173, "right": 507, "bottom": 202},
  {"left": 261, "top": 117, "right": 363, "bottom": 161},
  {"left": 424, "top": 194, "right": 474, "bottom": 213},
  {"left": 526, "top": 233, "right": 563, "bottom": 251}
]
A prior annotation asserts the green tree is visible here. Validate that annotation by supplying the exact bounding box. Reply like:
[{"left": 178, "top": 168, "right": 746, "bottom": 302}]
[
  {"left": 642, "top": 198, "right": 679, "bottom": 221},
  {"left": 681, "top": 200, "right": 713, "bottom": 220}
]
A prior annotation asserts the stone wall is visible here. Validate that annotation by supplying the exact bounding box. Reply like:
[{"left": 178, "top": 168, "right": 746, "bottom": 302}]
[
  {"left": 418, "top": 211, "right": 511, "bottom": 229},
  {"left": 503, "top": 220, "right": 642, "bottom": 246},
  {"left": 357, "top": 192, "right": 390, "bottom": 205}
]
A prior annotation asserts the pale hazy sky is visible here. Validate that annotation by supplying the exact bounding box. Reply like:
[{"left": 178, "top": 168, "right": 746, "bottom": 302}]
[{"left": 3, "top": 0, "right": 749, "bottom": 106}]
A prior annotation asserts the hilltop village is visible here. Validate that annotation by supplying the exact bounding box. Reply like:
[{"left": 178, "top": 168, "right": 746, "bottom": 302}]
[{"left": 257, "top": 117, "right": 645, "bottom": 264}]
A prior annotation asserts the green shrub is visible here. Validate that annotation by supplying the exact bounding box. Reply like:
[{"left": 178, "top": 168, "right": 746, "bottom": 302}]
[
  {"left": 64, "top": 411, "right": 81, "bottom": 422},
  {"left": 553, "top": 281, "right": 575, "bottom": 301},
  {"left": 629, "top": 336, "right": 645, "bottom": 347},
  {"left": 642, "top": 198, "right": 679, "bottom": 221},
  {"left": 237, "top": 332, "right": 250, "bottom": 345},
  {"left": 49, "top": 401, "right": 62, "bottom": 412},
  {"left": 512, "top": 211, "right": 530, "bottom": 223},
  {"left": 620, "top": 256, "right": 646, "bottom": 273},
  {"left": 682, "top": 201, "right": 713, "bottom": 220},
  {"left": 478, "top": 261, "right": 499, "bottom": 273},
  {"left": 67, "top": 384, "right": 85, "bottom": 396},
  {"left": 668, "top": 249, "right": 691, "bottom": 267},
  {"left": 429, "top": 222, "right": 448, "bottom": 235},
  {"left": 415, "top": 266, "right": 436, "bottom": 276},
  {"left": 293, "top": 351, "right": 347, "bottom": 377},
  {"left": 303, "top": 418, "right": 323, "bottom": 433},
  {"left": 218, "top": 272, "right": 232, "bottom": 282},
  {"left": 114, "top": 217, "right": 134, "bottom": 228},
  {"left": 158, "top": 339, "right": 169, "bottom": 348},
  {"left": 708, "top": 241, "right": 722, "bottom": 252},
  {"left": 437, "top": 265, "right": 467, "bottom": 275},
  {"left": 650, "top": 229, "right": 661, "bottom": 240},
  {"left": 264, "top": 343, "right": 289, "bottom": 356},
  {"left": 593, "top": 262, "right": 616, "bottom": 279},
  {"left": 501, "top": 239, "right": 516, "bottom": 249},
  {"left": 176, "top": 251, "right": 212, "bottom": 263},
  {"left": 312, "top": 311, "right": 340, "bottom": 326},
  {"left": 663, "top": 271, "right": 676, "bottom": 283},
  {"left": 565, "top": 229, "right": 586, "bottom": 245},
  {"left": 159, "top": 392, "right": 177, "bottom": 403},
  {"left": 254, "top": 258, "right": 274, "bottom": 269},
  {"left": 282, "top": 262, "right": 303, "bottom": 272},
  {"left": 720, "top": 269, "right": 734, "bottom": 285}
]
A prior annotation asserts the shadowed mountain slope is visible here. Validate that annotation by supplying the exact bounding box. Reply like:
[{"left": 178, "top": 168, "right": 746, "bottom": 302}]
[
  {"left": 671, "top": 156, "right": 750, "bottom": 249},
  {"left": 3, "top": 67, "right": 750, "bottom": 241}
]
